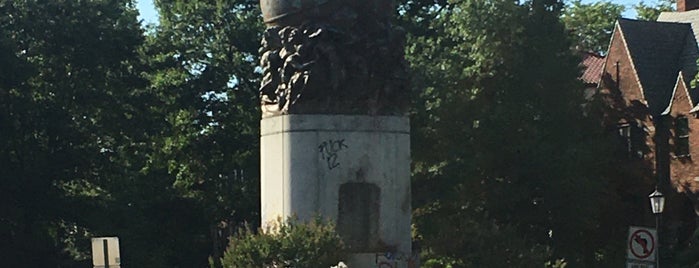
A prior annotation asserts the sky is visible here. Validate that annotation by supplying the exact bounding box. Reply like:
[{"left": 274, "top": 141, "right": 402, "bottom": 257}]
[
  {"left": 134, "top": 0, "right": 666, "bottom": 26},
  {"left": 136, "top": 0, "right": 158, "bottom": 25},
  {"left": 582, "top": 0, "right": 664, "bottom": 18}
]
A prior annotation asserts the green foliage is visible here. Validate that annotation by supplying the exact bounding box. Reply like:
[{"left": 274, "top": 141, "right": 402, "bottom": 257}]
[
  {"left": 131, "top": 0, "right": 263, "bottom": 265},
  {"left": 0, "top": 0, "right": 147, "bottom": 266},
  {"left": 218, "top": 217, "right": 346, "bottom": 268},
  {"left": 0, "top": 0, "right": 684, "bottom": 266},
  {"left": 147, "top": 0, "right": 261, "bottom": 212},
  {"left": 404, "top": 0, "right": 624, "bottom": 266},
  {"left": 545, "top": 258, "right": 568, "bottom": 268},
  {"left": 692, "top": 58, "right": 699, "bottom": 89},
  {"left": 1, "top": 0, "right": 263, "bottom": 266},
  {"left": 635, "top": 0, "right": 675, "bottom": 21},
  {"left": 561, "top": 0, "right": 624, "bottom": 53}
]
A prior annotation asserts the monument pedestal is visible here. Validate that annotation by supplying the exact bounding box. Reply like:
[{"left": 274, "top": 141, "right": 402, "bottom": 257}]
[{"left": 261, "top": 114, "right": 413, "bottom": 267}]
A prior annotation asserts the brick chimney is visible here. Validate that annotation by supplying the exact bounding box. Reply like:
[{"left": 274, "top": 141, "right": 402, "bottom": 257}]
[{"left": 678, "top": 0, "right": 699, "bottom": 11}]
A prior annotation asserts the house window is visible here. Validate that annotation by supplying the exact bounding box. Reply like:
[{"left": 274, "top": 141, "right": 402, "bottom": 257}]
[
  {"left": 676, "top": 116, "right": 690, "bottom": 157},
  {"left": 337, "top": 182, "right": 380, "bottom": 252},
  {"left": 618, "top": 122, "right": 645, "bottom": 158}
]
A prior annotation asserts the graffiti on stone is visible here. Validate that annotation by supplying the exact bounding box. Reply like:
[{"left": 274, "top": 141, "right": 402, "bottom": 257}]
[
  {"left": 375, "top": 251, "right": 419, "bottom": 268},
  {"left": 318, "top": 139, "right": 348, "bottom": 170}
]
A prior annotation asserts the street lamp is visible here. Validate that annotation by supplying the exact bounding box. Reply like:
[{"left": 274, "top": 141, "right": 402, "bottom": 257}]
[
  {"left": 649, "top": 189, "right": 665, "bottom": 214},
  {"left": 649, "top": 188, "right": 665, "bottom": 268}
]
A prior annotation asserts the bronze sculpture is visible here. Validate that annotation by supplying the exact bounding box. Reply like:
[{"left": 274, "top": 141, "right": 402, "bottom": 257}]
[{"left": 258, "top": 0, "right": 408, "bottom": 117}]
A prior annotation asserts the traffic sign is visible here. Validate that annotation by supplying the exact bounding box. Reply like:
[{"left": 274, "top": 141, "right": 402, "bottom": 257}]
[
  {"left": 627, "top": 226, "right": 657, "bottom": 262},
  {"left": 92, "top": 237, "right": 120, "bottom": 268},
  {"left": 626, "top": 259, "right": 655, "bottom": 268}
]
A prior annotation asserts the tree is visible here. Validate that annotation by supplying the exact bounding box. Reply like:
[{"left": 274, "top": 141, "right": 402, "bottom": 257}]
[
  {"left": 635, "top": 0, "right": 675, "bottom": 21},
  {"left": 0, "top": 0, "right": 661, "bottom": 266},
  {"left": 403, "top": 0, "right": 624, "bottom": 266},
  {"left": 218, "top": 217, "right": 346, "bottom": 268},
  {"left": 561, "top": 0, "right": 625, "bottom": 53},
  {"left": 0, "top": 0, "right": 149, "bottom": 266},
  {"left": 0, "top": 0, "right": 266, "bottom": 266},
  {"left": 140, "top": 0, "right": 263, "bottom": 265}
]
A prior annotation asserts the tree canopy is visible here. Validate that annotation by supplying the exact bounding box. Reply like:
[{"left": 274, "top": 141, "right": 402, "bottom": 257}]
[
  {"left": 405, "top": 0, "right": 626, "bottom": 266},
  {"left": 0, "top": 0, "right": 690, "bottom": 267},
  {"left": 0, "top": 0, "right": 147, "bottom": 265},
  {"left": 561, "top": 0, "right": 624, "bottom": 53},
  {"left": 1, "top": 0, "right": 260, "bottom": 266},
  {"left": 635, "top": 0, "right": 676, "bottom": 21}
]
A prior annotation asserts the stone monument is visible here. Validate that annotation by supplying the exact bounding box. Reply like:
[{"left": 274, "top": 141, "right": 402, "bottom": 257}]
[{"left": 258, "top": 0, "right": 414, "bottom": 266}]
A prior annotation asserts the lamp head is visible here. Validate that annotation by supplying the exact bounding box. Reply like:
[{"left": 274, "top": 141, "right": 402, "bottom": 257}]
[{"left": 649, "top": 189, "right": 665, "bottom": 214}]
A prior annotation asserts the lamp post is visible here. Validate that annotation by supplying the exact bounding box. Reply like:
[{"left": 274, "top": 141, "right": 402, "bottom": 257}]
[{"left": 649, "top": 188, "right": 665, "bottom": 268}]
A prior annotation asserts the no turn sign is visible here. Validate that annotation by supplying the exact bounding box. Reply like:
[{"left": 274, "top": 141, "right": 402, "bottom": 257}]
[{"left": 627, "top": 226, "right": 657, "bottom": 262}]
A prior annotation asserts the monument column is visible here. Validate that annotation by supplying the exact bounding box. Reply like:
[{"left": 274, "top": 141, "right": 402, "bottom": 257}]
[{"left": 258, "top": 0, "right": 413, "bottom": 266}]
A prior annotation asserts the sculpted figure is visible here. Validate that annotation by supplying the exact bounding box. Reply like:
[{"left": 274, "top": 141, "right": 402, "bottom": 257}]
[{"left": 258, "top": 0, "right": 408, "bottom": 117}]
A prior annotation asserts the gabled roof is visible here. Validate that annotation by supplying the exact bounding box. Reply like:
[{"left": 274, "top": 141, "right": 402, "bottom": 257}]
[
  {"left": 618, "top": 18, "right": 693, "bottom": 115},
  {"left": 659, "top": 9, "right": 699, "bottom": 45},
  {"left": 658, "top": 10, "right": 699, "bottom": 107},
  {"left": 662, "top": 72, "right": 693, "bottom": 115},
  {"left": 581, "top": 52, "right": 604, "bottom": 85}
]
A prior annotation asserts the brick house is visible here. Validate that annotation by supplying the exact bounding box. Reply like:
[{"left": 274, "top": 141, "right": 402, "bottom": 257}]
[{"left": 595, "top": 0, "right": 699, "bottom": 248}]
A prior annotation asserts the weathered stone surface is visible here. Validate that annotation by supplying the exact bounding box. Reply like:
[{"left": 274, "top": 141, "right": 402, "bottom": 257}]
[
  {"left": 260, "top": 114, "right": 412, "bottom": 264},
  {"left": 258, "top": 2, "right": 413, "bottom": 266},
  {"left": 258, "top": 0, "right": 408, "bottom": 117}
]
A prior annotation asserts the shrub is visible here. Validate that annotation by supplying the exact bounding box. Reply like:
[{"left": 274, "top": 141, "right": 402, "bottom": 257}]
[{"left": 216, "top": 216, "right": 346, "bottom": 268}]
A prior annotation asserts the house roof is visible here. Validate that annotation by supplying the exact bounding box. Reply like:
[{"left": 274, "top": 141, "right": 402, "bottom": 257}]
[
  {"left": 659, "top": 9, "right": 699, "bottom": 45},
  {"left": 658, "top": 10, "right": 699, "bottom": 107},
  {"left": 581, "top": 52, "right": 604, "bottom": 85},
  {"left": 618, "top": 18, "right": 693, "bottom": 115},
  {"left": 662, "top": 72, "right": 693, "bottom": 115}
]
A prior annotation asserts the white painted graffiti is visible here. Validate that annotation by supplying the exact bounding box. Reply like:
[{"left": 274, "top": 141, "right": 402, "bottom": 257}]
[{"left": 375, "top": 252, "right": 420, "bottom": 268}]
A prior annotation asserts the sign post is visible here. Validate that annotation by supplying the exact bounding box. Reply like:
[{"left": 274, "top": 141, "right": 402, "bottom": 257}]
[
  {"left": 92, "top": 237, "right": 120, "bottom": 268},
  {"left": 626, "top": 226, "right": 656, "bottom": 268}
]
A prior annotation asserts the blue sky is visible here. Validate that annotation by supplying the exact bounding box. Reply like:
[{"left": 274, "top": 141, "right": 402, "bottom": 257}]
[
  {"left": 134, "top": 0, "right": 665, "bottom": 26},
  {"left": 136, "top": 0, "right": 158, "bottom": 25},
  {"left": 581, "top": 0, "right": 664, "bottom": 18}
]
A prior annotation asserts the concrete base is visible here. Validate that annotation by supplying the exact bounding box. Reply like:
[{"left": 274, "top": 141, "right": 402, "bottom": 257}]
[{"left": 261, "top": 114, "right": 412, "bottom": 267}]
